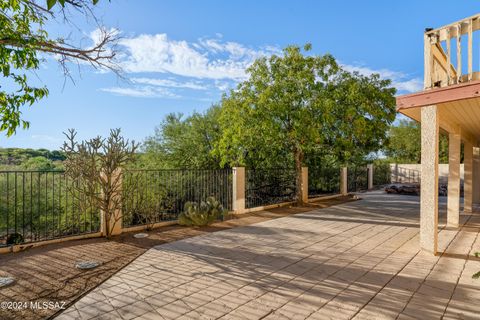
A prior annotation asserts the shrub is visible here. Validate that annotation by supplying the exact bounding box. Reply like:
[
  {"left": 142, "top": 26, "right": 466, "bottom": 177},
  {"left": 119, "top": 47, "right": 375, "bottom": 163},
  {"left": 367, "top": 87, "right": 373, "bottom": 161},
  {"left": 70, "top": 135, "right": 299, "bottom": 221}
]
[{"left": 178, "top": 197, "right": 226, "bottom": 227}]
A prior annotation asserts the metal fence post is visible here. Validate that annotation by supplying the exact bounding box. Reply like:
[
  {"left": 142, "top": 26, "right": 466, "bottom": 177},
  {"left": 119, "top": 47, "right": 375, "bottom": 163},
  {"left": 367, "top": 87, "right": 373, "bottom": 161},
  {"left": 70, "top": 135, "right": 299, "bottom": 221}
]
[
  {"left": 232, "top": 167, "right": 245, "bottom": 214},
  {"left": 340, "top": 167, "right": 348, "bottom": 195},
  {"left": 367, "top": 164, "right": 374, "bottom": 189}
]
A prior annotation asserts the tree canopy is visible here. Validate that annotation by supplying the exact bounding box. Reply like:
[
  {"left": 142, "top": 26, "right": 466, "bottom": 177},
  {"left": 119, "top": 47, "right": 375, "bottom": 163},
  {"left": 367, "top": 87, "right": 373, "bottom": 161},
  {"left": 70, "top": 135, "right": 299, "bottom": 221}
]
[
  {"left": 0, "top": 0, "right": 117, "bottom": 136},
  {"left": 212, "top": 44, "right": 396, "bottom": 202},
  {"left": 383, "top": 119, "right": 450, "bottom": 164},
  {"left": 140, "top": 106, "right": 222, "bottom": 169}
]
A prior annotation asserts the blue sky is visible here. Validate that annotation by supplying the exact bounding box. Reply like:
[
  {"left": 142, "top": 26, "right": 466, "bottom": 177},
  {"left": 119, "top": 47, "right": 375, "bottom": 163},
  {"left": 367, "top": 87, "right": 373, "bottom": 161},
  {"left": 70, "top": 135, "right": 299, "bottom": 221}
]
[{"left": 1, "top": 0, "right": 479, "bottom": 150}]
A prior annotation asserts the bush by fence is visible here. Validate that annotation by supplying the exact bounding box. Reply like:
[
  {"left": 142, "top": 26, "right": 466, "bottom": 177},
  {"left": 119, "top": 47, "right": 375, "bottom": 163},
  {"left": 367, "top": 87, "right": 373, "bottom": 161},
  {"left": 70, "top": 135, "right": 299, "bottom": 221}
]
[
  {"left": 347, "top": 166, "right": 368, "bottom": 192},
  {"left": 373, "top": 162, "right": 391, "bottom": 186},
  {"left": 308, "top": 166, "right": 340, "bottom": 198},
  {"left": 0, "top": 171, "right": 100, "bottom": 247},
  {"left": 122, "top": 169, "right": 232, "bottom": 228},
  {"left": 245, "top": 168, "right": 297, "bottom": 209}
]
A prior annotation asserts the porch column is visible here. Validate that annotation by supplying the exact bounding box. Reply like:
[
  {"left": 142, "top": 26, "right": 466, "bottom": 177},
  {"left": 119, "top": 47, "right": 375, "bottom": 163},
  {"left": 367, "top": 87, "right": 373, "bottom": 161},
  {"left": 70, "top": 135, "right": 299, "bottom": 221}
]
[
  {"left": 232, "top": 167, "right": 246, "bottom": 214},
  {"left": 420, "top": 105, "right": 439, "bottom": 254},
  {"left": 447, "top": 132, "right": 461, "bottom": 227},
  {"left": 464, "top": 142, "right": 473, "bottom": 213},
  {"left": 473, "top": 147, "right": 480, "bottom": 205}
]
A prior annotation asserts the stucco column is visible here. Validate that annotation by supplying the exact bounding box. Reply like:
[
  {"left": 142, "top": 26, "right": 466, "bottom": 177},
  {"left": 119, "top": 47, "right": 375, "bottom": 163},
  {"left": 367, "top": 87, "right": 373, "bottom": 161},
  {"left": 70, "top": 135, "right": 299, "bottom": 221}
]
[
  {"left": 101, "top": 168, "right": 123, "bottom": 236},
  {"left": 447, "top": 132, "right": 461, "bottom": 228},
  {"left": 464, "top": 142, "right": 473, "bottom": 213},
  {"left": 420, "top": 105, "right": 439, "bottom": 254},
  {"left": 473, "top": 147, "right": 480, "bottom": 205},
  {"left": 232, "top": 167, "right": 245, "bottom": 214},
  {"left": 340, "top": 167, "right": 348, "bottom": 195},
  {"left": 301, "top": 167, "right": 309, "bottom": 203},
  {"left": 367, "top": 164, "right": 374, "bottom": 189}
]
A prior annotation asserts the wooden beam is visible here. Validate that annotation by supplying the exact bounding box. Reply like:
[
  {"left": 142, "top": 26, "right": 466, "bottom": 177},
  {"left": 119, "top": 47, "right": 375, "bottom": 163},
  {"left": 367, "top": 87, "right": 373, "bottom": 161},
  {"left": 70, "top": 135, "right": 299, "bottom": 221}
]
[
  {"left": 429, "top": 14, "right": 480, "bottom": 41},
  {"left": 396, "top": 80, "right": 480, "bottom": 110},
  {"left": 431, "top": 44, "right": 457, "bottom": 81}
]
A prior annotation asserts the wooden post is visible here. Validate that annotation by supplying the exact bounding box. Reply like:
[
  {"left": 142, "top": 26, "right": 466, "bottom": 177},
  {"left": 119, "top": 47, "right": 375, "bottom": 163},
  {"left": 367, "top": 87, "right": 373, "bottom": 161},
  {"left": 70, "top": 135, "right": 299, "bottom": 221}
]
[
  {"left": 420, "top": 105, "right": 439, "bottom": 254},
  {"left": 340, "top": 167, "right": 348, "bottom": 195},
  {"left": 468, "top": 19, "right": 473, "bottom": 81},
  {"left": 424, "top": 32, "right": 433, "bottom": 89},
  {"left": 233, "top": 167, "right": 245, "bottom": 214},
  {"left": 457, "top": 24, "right": 462, "bottom": 83}
]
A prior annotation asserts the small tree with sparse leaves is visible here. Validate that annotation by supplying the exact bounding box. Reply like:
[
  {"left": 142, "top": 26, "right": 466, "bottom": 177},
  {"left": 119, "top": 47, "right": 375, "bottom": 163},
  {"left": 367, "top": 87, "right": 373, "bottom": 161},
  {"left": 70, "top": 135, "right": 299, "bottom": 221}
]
[{"left": 61, "top": 128, "right": 138, "bottom": 237}]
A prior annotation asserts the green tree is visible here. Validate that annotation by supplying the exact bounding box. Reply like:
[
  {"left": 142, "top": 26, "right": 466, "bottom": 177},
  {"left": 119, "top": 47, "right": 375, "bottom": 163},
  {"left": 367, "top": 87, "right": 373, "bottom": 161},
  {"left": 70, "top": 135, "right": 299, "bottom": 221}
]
[
  {"left": 384, "top": 119, "right": 449, "bottom": 163},
  {"left": 21, "top": 156, "right": 55, "bottom": 170},
  {"left": 1, "top": 0, "right": 118, "bottom": 136},
  {"left": 215, "top": 44, "right": 396, "bottom": 204},
  {"left": 141, "top": 106, "right": 223, "bottom": 169}
]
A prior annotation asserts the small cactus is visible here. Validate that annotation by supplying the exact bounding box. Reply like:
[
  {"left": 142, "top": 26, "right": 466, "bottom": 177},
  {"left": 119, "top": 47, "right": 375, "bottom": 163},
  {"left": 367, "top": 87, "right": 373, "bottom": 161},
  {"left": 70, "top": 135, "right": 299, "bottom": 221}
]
[{"left": 178, "top": 197, "right": 226, "bottom": 227}]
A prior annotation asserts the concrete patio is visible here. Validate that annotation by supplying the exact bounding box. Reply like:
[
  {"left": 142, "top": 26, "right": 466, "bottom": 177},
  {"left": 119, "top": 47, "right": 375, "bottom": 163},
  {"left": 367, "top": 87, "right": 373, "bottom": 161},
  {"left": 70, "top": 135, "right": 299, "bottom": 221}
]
[{"left": 56, "top": 191, "right": 480, "bottom": 320}]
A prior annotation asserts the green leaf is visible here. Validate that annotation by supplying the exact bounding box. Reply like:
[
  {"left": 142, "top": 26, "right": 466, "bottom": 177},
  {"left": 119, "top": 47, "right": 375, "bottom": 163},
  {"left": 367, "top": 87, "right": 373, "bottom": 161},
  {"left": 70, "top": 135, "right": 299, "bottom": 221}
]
[
  {"left": 58, "top": 0, "right": 65, "bottom": 6},
  {"left": 2, "top": 65, "right": 10, "bottom": 77},
  {"left": 47, "top": 0, "right": 57, "bottom": 10},
  {"left": 473, "top": 271, "right": 480, "bottom": 279},
  {"left": 93, "top": 0, "right": 99, "bottom": 4}
]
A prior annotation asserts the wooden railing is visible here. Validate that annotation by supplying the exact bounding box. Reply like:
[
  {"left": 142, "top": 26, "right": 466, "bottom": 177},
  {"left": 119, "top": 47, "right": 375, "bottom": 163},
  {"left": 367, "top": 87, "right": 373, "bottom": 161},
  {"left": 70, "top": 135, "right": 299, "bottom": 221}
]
[{"left": 425, "top": 14, "right": 480, "bottom": 89}]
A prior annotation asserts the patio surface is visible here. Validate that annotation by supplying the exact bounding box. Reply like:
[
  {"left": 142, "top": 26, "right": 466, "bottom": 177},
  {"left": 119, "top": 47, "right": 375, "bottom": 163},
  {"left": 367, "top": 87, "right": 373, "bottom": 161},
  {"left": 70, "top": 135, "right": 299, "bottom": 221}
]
[{"left": 56, "top": 191, "right": 480, "bottom": 320}]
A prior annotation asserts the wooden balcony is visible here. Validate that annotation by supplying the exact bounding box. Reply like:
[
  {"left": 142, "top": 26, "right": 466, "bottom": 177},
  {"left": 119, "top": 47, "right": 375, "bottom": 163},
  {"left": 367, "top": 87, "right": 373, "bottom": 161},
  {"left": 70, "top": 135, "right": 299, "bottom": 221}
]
[{"left": 425, "top": 14, "right": 480, "bottom": 89}]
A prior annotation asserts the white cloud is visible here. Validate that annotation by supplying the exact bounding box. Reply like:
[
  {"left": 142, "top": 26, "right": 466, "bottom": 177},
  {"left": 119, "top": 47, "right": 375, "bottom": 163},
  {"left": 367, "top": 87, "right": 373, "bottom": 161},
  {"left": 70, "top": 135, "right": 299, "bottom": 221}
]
[
  {"left": 92, "top": 29, "right": 421, "bottom": 97},
  {"left": 341, "top": 63, "right": 422, "bottom": 93},
  {"left": 100, "top": 86, "right": 179, "bottom": 98},
  {"left": 131, "top": 77, "right": 207, "bottom": 90},
  {"left": 118, "top": 33, "right": 279, "bottom": 80},
  {"left": 31, "top": 135, "right": 62, "bottom": 143}
]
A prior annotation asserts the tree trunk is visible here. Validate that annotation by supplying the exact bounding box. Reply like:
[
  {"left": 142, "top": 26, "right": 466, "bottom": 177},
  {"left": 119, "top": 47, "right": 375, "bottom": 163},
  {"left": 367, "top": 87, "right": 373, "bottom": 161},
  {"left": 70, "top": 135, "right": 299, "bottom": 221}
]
[{"left": 294, "top": 147, "right": 304, "bottom": 206}]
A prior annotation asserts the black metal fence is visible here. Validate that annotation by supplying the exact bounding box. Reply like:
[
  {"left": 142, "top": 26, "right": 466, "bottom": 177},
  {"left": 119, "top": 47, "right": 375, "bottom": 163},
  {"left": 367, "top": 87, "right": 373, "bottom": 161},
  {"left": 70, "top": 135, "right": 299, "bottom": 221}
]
[
  {"left": 347, "top": 166, "right": 368, "bottom": 192},
  {"left": 122, "top": 169, "right": 232, "bottom": 228},
  {"left": 391, "top": 166, "right": 421, "bottom": 183},
  {"left": 0, "top": 171, "right": 101, "bottom": 247},
  {"left": 373, "top": 163, "right": 391, "bottom": 186},
  {"left": 245, "top": 168, "right": 297, "bottom": 209},
  {"left": 308, "top": 167, "right": 340, "bottom": 198}
]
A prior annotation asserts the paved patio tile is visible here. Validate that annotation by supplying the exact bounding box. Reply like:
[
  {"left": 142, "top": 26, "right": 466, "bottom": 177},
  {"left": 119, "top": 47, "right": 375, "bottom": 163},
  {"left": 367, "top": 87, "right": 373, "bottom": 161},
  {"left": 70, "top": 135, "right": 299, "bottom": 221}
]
[{"left": 56, "top": 191, "right": 480, "bottom": 319}]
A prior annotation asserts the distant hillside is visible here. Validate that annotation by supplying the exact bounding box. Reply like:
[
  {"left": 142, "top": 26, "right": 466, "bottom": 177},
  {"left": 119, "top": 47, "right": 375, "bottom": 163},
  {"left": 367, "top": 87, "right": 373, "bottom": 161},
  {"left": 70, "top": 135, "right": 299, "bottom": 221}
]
[{"left": 0, "top": 148, "right": 65, "bottom": 169}]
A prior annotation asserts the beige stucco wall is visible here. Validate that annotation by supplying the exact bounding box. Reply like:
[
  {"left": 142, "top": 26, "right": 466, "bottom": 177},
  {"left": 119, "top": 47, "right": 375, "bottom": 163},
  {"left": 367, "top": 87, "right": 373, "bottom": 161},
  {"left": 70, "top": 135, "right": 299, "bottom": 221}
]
[{"left": 390, "top": 163, "right": 464, "bottom": 184}]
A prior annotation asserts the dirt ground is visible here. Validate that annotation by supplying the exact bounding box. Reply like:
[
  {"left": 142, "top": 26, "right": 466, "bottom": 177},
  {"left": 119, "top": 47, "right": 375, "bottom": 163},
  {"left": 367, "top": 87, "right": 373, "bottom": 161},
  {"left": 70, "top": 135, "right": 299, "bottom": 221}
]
[{"left": 0, "top": 196, "right": 355, "bottom": 320}]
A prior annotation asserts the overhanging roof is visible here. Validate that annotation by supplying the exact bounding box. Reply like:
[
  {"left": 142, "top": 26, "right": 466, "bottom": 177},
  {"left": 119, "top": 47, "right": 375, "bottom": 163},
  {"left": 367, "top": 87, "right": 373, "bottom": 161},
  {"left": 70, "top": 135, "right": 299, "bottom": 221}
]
[{"left": 396, "top": 81, "right": 480, "bottom": 145}]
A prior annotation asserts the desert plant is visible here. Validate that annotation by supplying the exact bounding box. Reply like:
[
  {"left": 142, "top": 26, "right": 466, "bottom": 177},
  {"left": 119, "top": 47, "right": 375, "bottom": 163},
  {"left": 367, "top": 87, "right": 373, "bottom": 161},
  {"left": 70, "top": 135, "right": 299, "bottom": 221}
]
[
  {"left": 178, "top": 197, "right": 226, "bottom": 227},
  {"left": 61, "top": 128, "right": 138, "bottom": 237}
]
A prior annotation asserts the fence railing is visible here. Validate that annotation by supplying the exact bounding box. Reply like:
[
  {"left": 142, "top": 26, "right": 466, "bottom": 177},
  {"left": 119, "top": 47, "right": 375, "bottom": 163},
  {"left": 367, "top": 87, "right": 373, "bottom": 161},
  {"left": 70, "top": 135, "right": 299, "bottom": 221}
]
[
  {"left": 122, "top": 169, "right": 232, "bottom": 228},
  {"left": 0, "top": 171, "right": 100, "bottom": 247},
  {"left": 245, "top": 168, "right": 297, "bottom": 209},
  {"left": 373, "top": 163, "right": 391, "bottom": 186},
  {"left": 347, "top": 166, "right": 369, "bottom": 192},
  {"left": 392, "top": 167, "right": 421, "bottom": 183},
  {"left": 1, "top": 163, "right": 390, "bottom": 248},
  {"left": 308, "top": 167, "right": 340, "bottom": 198}
]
